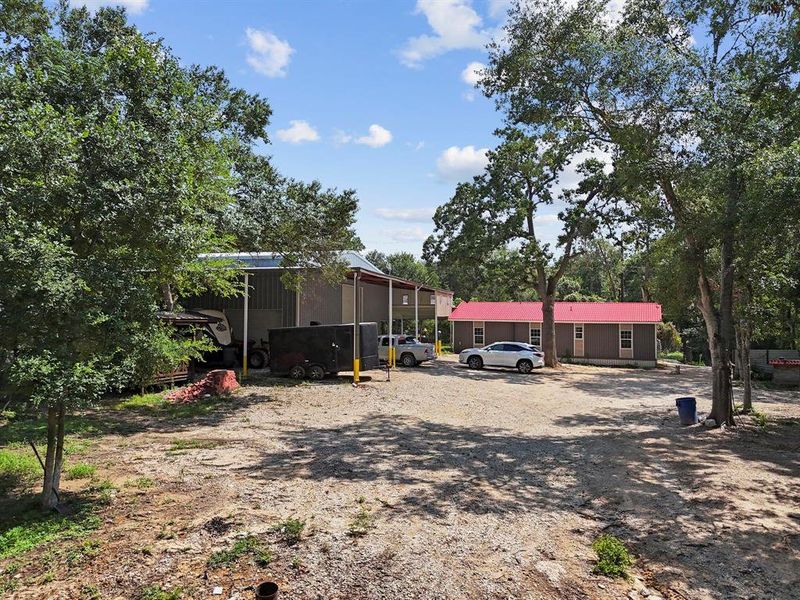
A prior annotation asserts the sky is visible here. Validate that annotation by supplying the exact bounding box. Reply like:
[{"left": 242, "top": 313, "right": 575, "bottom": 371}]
[{"left": 69, "top": 0, "right": 571, "bottom": 256}]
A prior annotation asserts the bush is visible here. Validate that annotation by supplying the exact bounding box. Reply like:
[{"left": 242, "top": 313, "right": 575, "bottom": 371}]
[
  {"left": 658, "top": 322, "right": 682, "bottom": 353},
  {"left": 274, "top": 517, "right": 305, "bottom": 545},
  {"left": 592, "top": 534, "right": 633, "bottom": 578}
]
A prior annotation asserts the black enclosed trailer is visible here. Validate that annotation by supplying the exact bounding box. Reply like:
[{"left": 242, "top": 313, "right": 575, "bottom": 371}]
[{"left": 268, "top": 323, "right": 379, "bottom": 379}]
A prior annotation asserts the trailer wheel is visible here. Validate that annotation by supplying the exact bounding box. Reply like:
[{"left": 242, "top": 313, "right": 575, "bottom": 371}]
[
  {"left": 248, "top": 350, "right": 267, "bottom": 370},
  {"left": 288, "top": 365, "right": 306, "bottom": 379},
  {"left": 308, "top": 365, "right": 325, "bottom": 380}
]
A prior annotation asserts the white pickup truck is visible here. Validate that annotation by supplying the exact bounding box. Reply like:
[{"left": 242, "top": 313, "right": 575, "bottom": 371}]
[{"left": 378, "top": 335, "right": 436, "bottom": 367}]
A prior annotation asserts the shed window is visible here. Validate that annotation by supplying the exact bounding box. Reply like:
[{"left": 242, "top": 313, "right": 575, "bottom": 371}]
[
  {"left": 620, "top": 328, "right": 633, "bottom": 349},
  {"left": 575, "top": 325, "right": 583, "bottom": 340},
  {"left": 430, "top": 294, "right": 436, "bottom": 305},
  {"left": 474, "top": 326, "right": 484, "bottom": 346},
  {"left": 402, "top": 294, "right": 409, "bottom": 305},
  {"left": 530, "top": 327, "right": 541, "bottom": 346}
]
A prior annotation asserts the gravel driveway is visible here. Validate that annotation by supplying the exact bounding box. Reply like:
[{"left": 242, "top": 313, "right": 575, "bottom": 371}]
[{"left": 14, "top": 357, "right": 800, "bottom": 599}]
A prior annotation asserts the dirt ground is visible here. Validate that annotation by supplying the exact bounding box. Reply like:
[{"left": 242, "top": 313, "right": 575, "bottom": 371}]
[{"left": 4, "top": 357, "right": 800, "bottom": 600}]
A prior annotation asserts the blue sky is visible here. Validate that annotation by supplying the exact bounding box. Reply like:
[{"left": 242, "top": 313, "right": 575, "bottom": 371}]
[{"left": 70, "top": 0, "right": 572, "bottom": 255}]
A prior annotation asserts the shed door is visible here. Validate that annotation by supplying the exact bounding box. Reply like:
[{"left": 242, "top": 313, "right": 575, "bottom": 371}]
[{"left": 574, "top": 323, "right": 585, "bottom": 358}]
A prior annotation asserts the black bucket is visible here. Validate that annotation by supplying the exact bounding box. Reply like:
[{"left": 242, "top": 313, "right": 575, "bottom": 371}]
[{"left": 255, "top": 581, "right": 279, "bottom": 600}]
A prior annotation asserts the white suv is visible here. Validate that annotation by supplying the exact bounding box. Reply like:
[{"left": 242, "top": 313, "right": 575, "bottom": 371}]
[{"left": 459, "top": 342, "right": 544, "bottom": 373}]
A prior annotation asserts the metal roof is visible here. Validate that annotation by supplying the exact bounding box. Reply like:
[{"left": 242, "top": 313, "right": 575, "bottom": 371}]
[
  {"left": 197, "top": 251, "right": 384, "bottom": 274},
  {"left": 449, "top": 301, "right": 662, "bottom": 323}
]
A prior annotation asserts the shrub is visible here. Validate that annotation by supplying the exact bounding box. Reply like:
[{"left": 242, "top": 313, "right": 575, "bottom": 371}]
[
  {"left": 592, "top": 534, "right": 633, "bottom": 578},
  {"left": 66, "top": 463, "right": 96, "bottom": 480},
  {"left": 274, "top": 518, "right": 305, "bottom": 545}
]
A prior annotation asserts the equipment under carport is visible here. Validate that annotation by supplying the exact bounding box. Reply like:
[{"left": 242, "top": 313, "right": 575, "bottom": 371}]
[{"left": 268, "top": 323, "right": 379, "bottom": 379}]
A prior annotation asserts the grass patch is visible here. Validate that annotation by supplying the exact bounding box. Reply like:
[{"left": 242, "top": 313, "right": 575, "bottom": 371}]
[
  {"left": 592, "top": 534, "right": 633, "bottom": 578},
  {"left": 137, "top": 585, "right": 183, "bottom": 600},
  {"left": 751, "top": 410, "right": 768, "bottom": 430},
  {"left": 658, "top": 351, "right": 683, "bottom": 361},
  {"left": 0, "top": 507, "right": 101, "bottom": 560},
  {"left": 347, "top": 505, "right": 373, "bottom": 537},
  {"left": 111, "top": 392, "right": 165, "bottom": 411},
  {"left": 274, "top": 517, "right": 305, "bottom": 545},
  {"left": 206, "top": 535, "right": 272, "bottom": 568},
  {"left": 0, "top": 449, "right": 40, "bottom": 496},
  {"left": 128, "top": 477, "right": 154, "bottom": 489},
  {"left": 112, "top": 392, "right": 231, "bottom": 419},
  {"left": 169, "top": 438, "right": 222, "bottom": 452},
  {"left": 65, "top": 463, "right": 96, "bottom": 480}
]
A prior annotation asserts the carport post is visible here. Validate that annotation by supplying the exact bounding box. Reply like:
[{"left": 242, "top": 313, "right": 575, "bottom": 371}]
[
  {"left": 388, "top": 279, "right": 394, "bottom": 367},
  {"left": 414, "top": 286, "right": 419, "bottom": 339},
  {"left": 353, "top": 272, "right": 360, "bottom": 383},
  {"left": 242, "top": 272, "right": 249, "bottom": 379},
  {"left": 435, "top": 314, "right": 439, "bottom": 355}
]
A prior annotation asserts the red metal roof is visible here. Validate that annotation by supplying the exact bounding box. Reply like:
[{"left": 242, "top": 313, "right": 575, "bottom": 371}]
[{"left": 449, "top": 301, "right": 662, "bottom": 323}]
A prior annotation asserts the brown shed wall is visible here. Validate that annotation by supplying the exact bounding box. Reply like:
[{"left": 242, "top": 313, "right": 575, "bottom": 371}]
[
  {"left": 555, "top": 323, "right": 573, "bottom": 357},
  {"left": 485, "top": 322, "right": 515, "bottom": 345},
  {"left": 584, "top": 324, "right": 620, "bottom": 359},
  {"left": 513, "top": 322, "right": 529, "bottom": 343},
  {"left": 633, "top": 324, "right": 656, "bottom": 360},
  {"left": 453, "top": 321, "right": 474, "bottom": 352}
]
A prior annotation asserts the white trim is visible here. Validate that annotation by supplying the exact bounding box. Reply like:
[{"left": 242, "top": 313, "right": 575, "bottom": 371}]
[
  {"left": 473, "top": 321, "right": 485, "bottom": 346},
  {"left": 529, "top": 322, "right": 542, "bottom": 346},
  {"left": 619, "top": 324, "right": 634, "bottom": 359}
]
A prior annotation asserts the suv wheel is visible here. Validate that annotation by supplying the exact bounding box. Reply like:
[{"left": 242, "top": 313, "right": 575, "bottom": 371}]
[
  {"left": 467, "top": 355, "right": 483, "bottom": 369},
  {"left": 517, "top": 359, "right": 533, "bottom": 374}
]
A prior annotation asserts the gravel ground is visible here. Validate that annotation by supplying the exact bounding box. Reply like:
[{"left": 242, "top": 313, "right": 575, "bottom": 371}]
[{"left": 8, "top": 357, "right": 800, "bottom": 599}]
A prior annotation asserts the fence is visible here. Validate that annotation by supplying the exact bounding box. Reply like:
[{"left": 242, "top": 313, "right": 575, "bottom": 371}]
[{"left": 751, "top": 349, "right": 800, "bottom": 374}]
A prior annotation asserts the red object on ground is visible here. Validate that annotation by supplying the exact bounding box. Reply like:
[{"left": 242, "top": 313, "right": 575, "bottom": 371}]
[
  {"left": 165, "top": 369, "right": 239, "bottom": 403},
  {"left": 448, "top": 301, "right": 662, "bottom": 323}
]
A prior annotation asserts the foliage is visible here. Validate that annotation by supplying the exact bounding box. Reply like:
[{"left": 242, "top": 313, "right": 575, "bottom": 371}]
[
  {"left": 0, "top": 0, "right": 360, "bottom": 506},
  {"left": 657, "top": 323, "right": 682, "bottom": 353},
  {"left": 347, "top": 505, "right": 374, "bottom": 537},
  {"left": 0, "top": 449, "right": 40, "bottom": 496},
  {"left": 206, "top": 535, "right": 272, "bottom": 568},
  {"left": 365, "top": 251, "right": 441, "bottom": 287},
  {"left": 591, "top": 534, "right": 633, "bottom": 578},
  {"left": 137, "top": 586, "right": 183, "bottom": 600},
  {"left": 274, "top": 517, "right": 305, "bottom": 545}
]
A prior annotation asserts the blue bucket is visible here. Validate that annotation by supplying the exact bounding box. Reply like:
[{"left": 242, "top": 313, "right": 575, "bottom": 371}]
[{"left": 676, "top": 397, "right": 697, "bottom": 426}]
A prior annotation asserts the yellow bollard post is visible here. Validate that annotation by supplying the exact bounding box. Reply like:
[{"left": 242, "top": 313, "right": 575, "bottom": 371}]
[{"left": 353, "top": 357, "right": 360, "bottom": 383}]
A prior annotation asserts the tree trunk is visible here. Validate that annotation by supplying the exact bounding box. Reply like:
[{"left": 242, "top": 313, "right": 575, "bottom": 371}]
[
  {"left": 41, "top": 404, "right": 59, "bottom": 509},
  {"left": 162, "top": 283, "right": 174, "bottom": 312},
  {"left": 737, "top": 323, "right": 753, "bottom": 413},
  {"left": 541, "top": 295, "right": 559, "bottom": 367},
  {"left": 697, "top": 271, "right": 734, "bottom": 426}
]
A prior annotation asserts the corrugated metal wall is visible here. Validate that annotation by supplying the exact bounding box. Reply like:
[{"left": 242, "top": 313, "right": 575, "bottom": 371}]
[
  {"left": 299, "top": 273, "right": 342, "bottom": 325},
  {"left": 453, "top": 321, "right": 474, "bottom": 351},
  {"left": 555, "top": 323, "right": 573, "bottom": 356},
  {"left": 485, "top": 322, "right": 514, "bottom": 344}
]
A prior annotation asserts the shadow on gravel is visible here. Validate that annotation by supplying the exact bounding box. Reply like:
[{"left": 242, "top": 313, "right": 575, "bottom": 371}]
[{"left": 249, "top": 406, "right": 800, "bottom": 599}]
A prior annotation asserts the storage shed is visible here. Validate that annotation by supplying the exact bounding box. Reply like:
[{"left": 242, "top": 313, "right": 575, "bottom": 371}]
[{"left": 449, "top": 301, "right": 662, "bottom": 367}]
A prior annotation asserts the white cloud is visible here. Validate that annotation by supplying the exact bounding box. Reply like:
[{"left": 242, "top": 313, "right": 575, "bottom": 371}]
[
  {"left": 461, "top": 61, "right": 486, "bottom": 86},
  {"left": 276, "top": 120, "right": 319, "bottom": 144},
  {"left": 69, "top": 0, "right": 148, "bottom": 13},
  {"left": 533, "top": 213, "right": 559, "bottom": 224},
  {"left": 436, "top": 145, "right": 489, "bottom": 181},
  {"left": 385, "top": 226, "right": 430, "bottom": 242},
  {"left": 245, "top": 28, "right": 293, "bottom": 77},
  {"left": 399, "top": 0, "right": 491, "bottom": 67},
  {"left": 355, "top": 124, "right": 393, "bottom": 148},
  {"left": 488, "top": 0, "right": 513, "bottom": 19},
  {"left": 375, "top": 207, "right": 435, "bottom": 222},
  {"left": 407, "top": 141, "right": 426, "bottom": 151}
]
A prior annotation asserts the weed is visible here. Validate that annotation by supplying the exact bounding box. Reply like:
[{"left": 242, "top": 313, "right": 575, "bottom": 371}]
[
  {"left": 66, "top": 538, "right": 102, "bottom": 566},
  {"left": 291, "top": 555, "right": 302, "bottom": 569},
  {"left": 347, "top": 506, "right": 373, "bottom": 537},
  {"left": 592, "top": 534, "right": 633, "bottom": 578},
  {"left": 207, "top": 535, "right": 271, "bottom": 568},
  {"left": 751, "top": 410, "right": 768, "bottom": 429},
  {"left": 0, "top": 507, "right": 100, "bottom": 559},
  {"left": 137, "top": 585, "right": 183, "bottom": 600},
  {"left": 66, "top": 463, "right": 97, "bottom": 480},
  {"left": 111, "top": 393, "right": 165, "bottom": 411},
  {"left": 140, "top": 546, "right": 154, "bottom": 556},
  {"left": 88, "top": 479, "right": 116, "bottom": 504},
  {"left": 80, "top": 583, "right": 102, "bottom": 599},
  {"left": 169, "top": 439, "right": 221, "bottom": 452},
  {"left": 128, "top": 477, "right": 154, "bottom": 489},
  {"left": 274, "top": 517, "right": 305, "bottom": 545}
]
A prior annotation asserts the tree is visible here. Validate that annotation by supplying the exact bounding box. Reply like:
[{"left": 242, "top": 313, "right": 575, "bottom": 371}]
[
  {"left": 0, "top": 2, "right": 359, "bottom": 508},
  {"left": 485, "top": 0, "right": 800, "bottom": 424},
  {"left": 425, "top": 128, "right": 618, "bottom": 366},
  {"left": 364, "top": 251, "right": 441, "bottom": 287}
]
